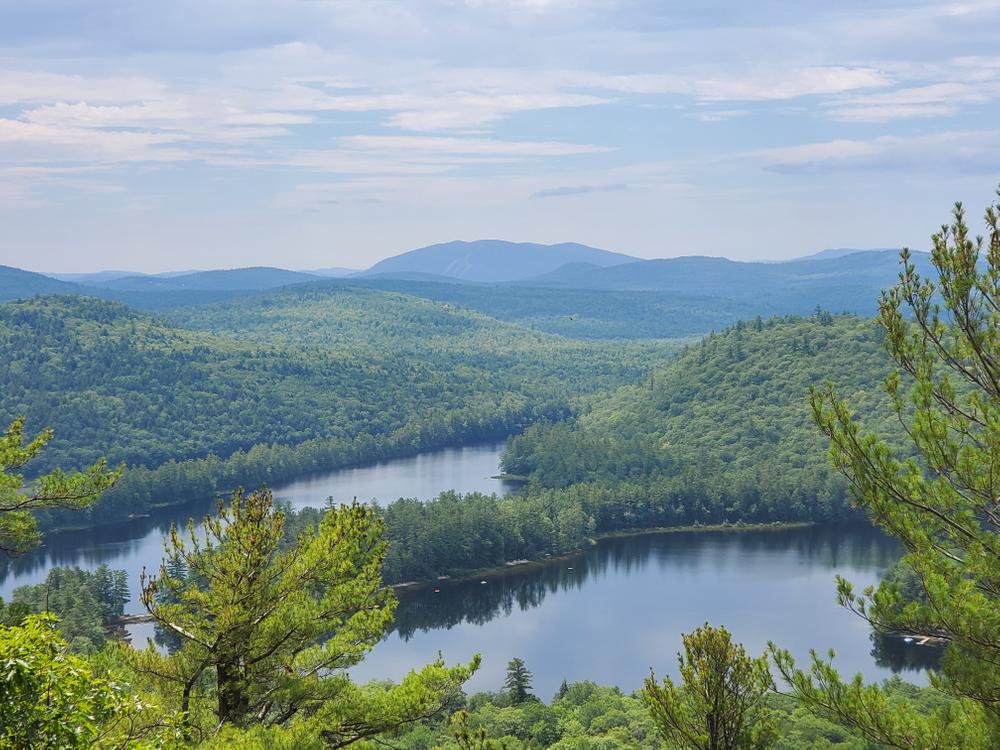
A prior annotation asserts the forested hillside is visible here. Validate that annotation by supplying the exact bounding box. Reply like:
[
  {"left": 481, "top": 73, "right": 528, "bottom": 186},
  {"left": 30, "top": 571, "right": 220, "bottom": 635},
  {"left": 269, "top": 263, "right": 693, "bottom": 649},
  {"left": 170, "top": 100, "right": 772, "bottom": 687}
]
[
  {"left": 502, "top": 313, "right": 897, "bottom": 528},
  {"left": 162, "top": 283, "right": 682, "bottom": 361},
  {"left": 305, "top": 278, "right": 755, "bottom": 339},
  {"left": 0, "top": 293, "right": 678, "bottom": 528}
]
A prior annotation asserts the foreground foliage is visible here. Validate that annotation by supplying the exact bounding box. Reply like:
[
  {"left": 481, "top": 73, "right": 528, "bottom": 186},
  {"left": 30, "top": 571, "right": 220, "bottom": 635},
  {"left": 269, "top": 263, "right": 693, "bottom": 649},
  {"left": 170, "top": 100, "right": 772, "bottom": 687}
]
[
  {"left": 0, "top": 416, "right": 119, "bottom": 553},
  {"left": 133, "top": 487, "right": 476, "bottom": 742},
  {"left": 644, "top": 625, "right": 775, "bottom": 750},
  {"left": 386, "top": 672, "right": 949, "bottom": 750},
  {"left": 770, "top": 189, "right": 1000, "bottom": 747},
  {"left": 0, "top": 614, "right": 147, "bottom": 749}
]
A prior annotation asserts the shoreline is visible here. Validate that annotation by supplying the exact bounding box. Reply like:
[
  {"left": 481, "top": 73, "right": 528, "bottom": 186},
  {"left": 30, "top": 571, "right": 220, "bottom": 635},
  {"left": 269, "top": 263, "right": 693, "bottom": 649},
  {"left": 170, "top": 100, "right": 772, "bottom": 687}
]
[{"left": 389, "top": 520, "right": 816, "bottom": 591}]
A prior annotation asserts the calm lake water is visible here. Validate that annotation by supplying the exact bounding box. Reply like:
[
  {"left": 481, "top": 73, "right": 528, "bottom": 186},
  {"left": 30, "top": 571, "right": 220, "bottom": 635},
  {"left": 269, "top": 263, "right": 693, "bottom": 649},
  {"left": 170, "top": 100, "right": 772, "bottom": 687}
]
[
  {"left": 0, "top": 441, "right": 513, "bottom": 607},
  {"left": 0, "top": 441, "right": 930, "bottom": 696},
  {"left": 353, "top": 523, "right": 926, "bottom": 698}
]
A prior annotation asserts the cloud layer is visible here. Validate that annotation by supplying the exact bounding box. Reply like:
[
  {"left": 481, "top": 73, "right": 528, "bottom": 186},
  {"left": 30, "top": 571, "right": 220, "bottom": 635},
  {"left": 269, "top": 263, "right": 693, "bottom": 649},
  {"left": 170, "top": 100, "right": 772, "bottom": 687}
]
[{"left": 2, "top": 0, "right": 1000, "bottom": 270}]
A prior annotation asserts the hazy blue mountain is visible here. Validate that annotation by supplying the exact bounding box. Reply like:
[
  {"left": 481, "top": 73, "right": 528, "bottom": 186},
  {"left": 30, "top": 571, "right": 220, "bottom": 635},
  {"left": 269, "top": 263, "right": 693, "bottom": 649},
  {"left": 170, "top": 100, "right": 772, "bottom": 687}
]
[
  {"left": 361, "top": 240, "right": 637, "bottom": 282},
  {"left": 92, "top": 266, "right": 321, "bottom": 292},
  {"left": 46, "top": 270, "right": 142, "bottom": 284},
  {"left": 524, "top": 249, "right": 932, "bottom": 301},
  {"left": 303, "top": 267, "right": 359, "bottom": 277},
  {"left": 359, "top": 271, "right": 483, "bottom": 284},
  {"left": 0, "top": 265, "right": 86, "bottom": 301},
  {"left": 792, "top": 247, "right": 901, "bottom": 261}
]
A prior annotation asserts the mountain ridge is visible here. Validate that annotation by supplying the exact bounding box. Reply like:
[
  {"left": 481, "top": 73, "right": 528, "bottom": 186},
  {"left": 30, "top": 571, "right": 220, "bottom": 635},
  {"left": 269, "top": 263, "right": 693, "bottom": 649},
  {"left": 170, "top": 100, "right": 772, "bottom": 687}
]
[{"left": 360, "top": 239, "right": 638, "bottom": 282}]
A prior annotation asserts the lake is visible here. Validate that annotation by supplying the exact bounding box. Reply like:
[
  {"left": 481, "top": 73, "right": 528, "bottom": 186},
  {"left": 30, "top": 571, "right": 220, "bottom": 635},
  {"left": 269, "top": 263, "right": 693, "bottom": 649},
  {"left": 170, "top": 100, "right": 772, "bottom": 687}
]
[
  {"left": 0, "top": 441, "right": 930, "bottom": 697},
  {"left": 0, "top": 440, "right": 513, "bottom": 607},
  {"left": 353, "top": 523, "right": 926, "bottom": 698}
]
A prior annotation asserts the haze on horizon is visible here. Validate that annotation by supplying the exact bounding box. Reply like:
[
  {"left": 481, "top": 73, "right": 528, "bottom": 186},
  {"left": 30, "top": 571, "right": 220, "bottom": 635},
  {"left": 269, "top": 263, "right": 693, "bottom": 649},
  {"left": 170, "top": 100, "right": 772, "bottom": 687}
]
[{"left": 2, "top": 0, "right": 999, "bottom": 273}]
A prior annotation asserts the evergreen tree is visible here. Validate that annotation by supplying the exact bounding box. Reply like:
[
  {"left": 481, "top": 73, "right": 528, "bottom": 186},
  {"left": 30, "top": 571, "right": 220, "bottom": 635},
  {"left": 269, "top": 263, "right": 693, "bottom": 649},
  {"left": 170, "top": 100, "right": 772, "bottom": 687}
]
[
  {"left": 644, "top": 624, "right": 776, "bottom": 750},
  {"left": 136, "top": 487, "right": 478, "bottom": 739},
  {"left": 771, "top": 187, "right": 1000, "bottom": 748},
  {"left": 503, "top": 658, "right": 533, "bottom": 705},
  {"left": 557, "top": 679, "right": 569, "bottom": 699},
  {"left": 0, "top": 417, "right": 119, "bottom": 554}
]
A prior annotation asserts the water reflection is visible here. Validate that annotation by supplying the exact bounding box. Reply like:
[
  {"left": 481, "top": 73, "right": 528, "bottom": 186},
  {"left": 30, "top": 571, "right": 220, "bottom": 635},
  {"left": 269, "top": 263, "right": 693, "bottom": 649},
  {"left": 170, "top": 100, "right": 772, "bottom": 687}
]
[
  {"left": 0, "top": 441, "right": 511, "bottom": 606},
  {"left": 391, "top": 525, "right": 902, "bottom": 640},
  {"left": 871, "top": 633, "right": 943, "bottom": 672},
  {"left": 353, "top": 523, "right": 921, "bottom": 698}
]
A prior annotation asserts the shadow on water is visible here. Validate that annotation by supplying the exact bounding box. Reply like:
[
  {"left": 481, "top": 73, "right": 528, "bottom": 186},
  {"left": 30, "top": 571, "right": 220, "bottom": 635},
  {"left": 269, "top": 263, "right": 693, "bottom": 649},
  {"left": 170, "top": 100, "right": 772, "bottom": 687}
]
[
  {"left": 392, "top": 523, "right": 903, "bottom": 640},
  {"left": 872, "top": 633, "right": 944, "bottom": 673}
]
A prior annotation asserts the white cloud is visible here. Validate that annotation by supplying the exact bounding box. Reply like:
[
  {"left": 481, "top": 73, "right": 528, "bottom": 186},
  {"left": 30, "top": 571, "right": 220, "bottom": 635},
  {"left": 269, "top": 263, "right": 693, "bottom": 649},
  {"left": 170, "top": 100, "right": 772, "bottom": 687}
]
[
  {"left": 826, "top": 81, "right": 997, "bottom": 121},
  {"left": 0, "top": 70, "right": 166, "bottom": 105},
  {"left": 340, "top": 134, "right": 612, "bottom": 156},
  {"left": 752, "top": 130, "right": 1000, "bottom": 173}
]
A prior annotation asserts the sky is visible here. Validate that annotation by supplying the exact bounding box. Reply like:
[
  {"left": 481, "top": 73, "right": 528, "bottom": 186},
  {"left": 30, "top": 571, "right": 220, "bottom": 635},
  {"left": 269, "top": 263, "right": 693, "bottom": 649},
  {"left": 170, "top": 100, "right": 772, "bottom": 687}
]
[{"left": 2, "top": 0, "right": 1000, "bottom": 272}]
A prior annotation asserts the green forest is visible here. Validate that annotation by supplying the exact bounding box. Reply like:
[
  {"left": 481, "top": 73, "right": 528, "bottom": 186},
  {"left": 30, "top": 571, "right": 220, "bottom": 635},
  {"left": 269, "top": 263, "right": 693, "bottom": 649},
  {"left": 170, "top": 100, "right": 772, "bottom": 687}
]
[
  {"left": 1, "top": 191, "right": 998, "bottom": 748},
  {"left": 501, "top": 313, "right": 897, "bottom": 531},
  {"left": 0, "top": 292, "right": 677, "bottom": 529}
]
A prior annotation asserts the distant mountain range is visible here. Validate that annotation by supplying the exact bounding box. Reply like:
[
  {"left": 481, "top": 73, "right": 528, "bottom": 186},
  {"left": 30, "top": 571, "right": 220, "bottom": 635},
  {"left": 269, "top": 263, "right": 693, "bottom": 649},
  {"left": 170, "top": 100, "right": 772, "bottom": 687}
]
[
  {"left": 359, "top": 240, "right": 638, "bottom": 282},
  {"left": 519, "top": 249, "right": 930, "bottom": 297},
  {"left": 28, "top": 242, "right": 919, "bottom": 293},
  {"left": 790, "top": 247, "right": 901, "bottom": 261},
  {"left": 89, "top": 267, "right": 320, "bottom": 292},
  {"left": 0, "top": 242, "right": 932, "bottom": 339},
  {"left": 0, "top": 265, "right": 81, "bottom": 298}
]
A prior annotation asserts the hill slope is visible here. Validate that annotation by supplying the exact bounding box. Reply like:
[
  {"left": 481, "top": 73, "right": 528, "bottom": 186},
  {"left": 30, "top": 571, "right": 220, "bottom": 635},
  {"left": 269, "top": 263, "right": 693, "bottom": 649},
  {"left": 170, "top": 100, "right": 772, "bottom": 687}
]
[
  {"left": 0, "top": 293, "right": 679, "bottom": 527},
  {"left": 526, "top": 250, "right": 935, "bottom": 314},
  {"left": 503, "top": 314, "right": 898, "bottom": 527},
  {"left": 362, "top": 240, "right": 637, "bottom": 282},
  {"left": 0, "top": 266, "right": 85, "bottom": 300},
  {"left": 307, "top": 277, "right": 756, "bottom": 339},
  {"left": 92, "top": 267, "right": 320, "bottom": 292}
]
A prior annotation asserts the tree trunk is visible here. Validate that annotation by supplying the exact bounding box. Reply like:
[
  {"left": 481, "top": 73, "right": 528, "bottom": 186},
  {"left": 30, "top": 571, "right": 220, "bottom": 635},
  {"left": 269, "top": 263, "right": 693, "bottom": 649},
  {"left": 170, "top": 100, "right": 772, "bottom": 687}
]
[{"left": 216, "top": 658, "right": 250, "bottom": 727}]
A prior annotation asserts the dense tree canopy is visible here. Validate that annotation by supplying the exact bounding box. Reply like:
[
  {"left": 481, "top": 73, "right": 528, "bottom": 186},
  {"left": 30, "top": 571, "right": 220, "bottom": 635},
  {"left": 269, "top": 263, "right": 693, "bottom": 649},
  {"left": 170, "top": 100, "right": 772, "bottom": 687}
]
[
  {"left": 0, "top": 293, "right": 677, "bottom": 531},
  {"left": 501, "top": 314, "right": 897, "bottom": 534},
  {"left": 9, "top": 565, "right": 128, "bottom": 653}
]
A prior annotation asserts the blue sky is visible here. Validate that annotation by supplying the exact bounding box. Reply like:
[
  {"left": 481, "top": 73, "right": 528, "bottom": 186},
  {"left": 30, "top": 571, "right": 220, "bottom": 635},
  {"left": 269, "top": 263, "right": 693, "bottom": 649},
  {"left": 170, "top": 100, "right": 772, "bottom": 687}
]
[{"left": 2, "top": 0, "right": 999, "bottom": 272}]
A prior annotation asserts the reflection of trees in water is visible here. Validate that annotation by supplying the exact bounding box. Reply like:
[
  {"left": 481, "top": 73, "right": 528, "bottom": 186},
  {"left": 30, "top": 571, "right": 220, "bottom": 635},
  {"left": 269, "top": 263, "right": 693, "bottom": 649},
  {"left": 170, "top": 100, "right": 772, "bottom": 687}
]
[
  {"left": 871, "top": 633, "right": 942, "bottom": 673},
  {"left": 392, "top": 561, "right": 591, "bottom": 641},
  {"left": 391, "top": 523, "right": 901, "bottom": 640}
]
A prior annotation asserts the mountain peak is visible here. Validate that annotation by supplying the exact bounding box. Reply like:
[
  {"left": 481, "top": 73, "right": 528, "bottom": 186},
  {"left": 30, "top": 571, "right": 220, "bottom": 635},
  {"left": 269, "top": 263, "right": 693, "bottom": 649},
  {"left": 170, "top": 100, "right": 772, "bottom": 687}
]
[{"left": 361, "top": 240, "right": 637, "bottom": 283}]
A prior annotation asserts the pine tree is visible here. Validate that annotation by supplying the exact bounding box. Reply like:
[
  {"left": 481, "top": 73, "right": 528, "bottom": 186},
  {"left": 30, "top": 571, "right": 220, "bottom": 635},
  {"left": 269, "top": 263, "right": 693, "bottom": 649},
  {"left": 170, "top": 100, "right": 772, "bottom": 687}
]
[
  {"left": 503, "top": 658, "right": 533, "bottom": 704},
  {"left": 644, "top": 624, "right": 775, "bottom": 750},
  {"left": 557, "top": 679, "right": 569, "bottom": 699},
  {"left": 0, "top": 418, "right": 120, "bottom": 555},
  {"left": 137, "top": 487, "right": 478, "bottom": 738},
  {"left": 771, "top": 187, "right": 1000, "bottom": 748}
]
